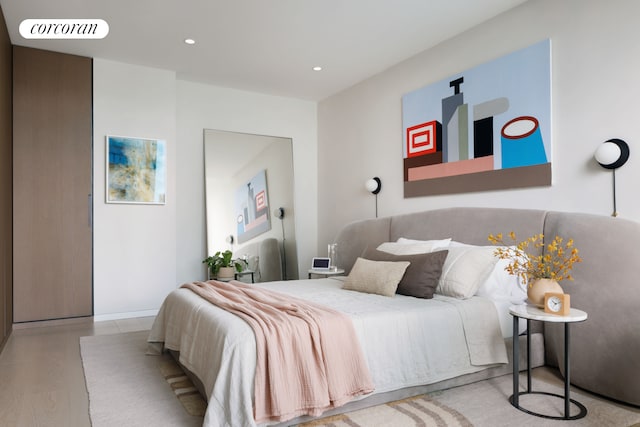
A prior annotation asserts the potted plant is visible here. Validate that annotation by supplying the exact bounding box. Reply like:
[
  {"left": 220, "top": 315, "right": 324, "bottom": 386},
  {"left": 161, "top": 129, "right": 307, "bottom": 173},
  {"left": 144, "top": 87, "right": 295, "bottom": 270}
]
[
  {"left": 203, "top": 250, "right": 247, "bottom": 280},
  {"left": 487, "top": 232, "right": 582, "bottom": 306}
]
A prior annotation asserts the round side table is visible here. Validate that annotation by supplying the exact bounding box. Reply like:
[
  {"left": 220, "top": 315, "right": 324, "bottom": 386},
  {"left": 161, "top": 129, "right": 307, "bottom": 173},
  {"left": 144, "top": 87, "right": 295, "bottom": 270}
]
[{"left": 509, "top": 304, "right": 588, "bottom": 420}]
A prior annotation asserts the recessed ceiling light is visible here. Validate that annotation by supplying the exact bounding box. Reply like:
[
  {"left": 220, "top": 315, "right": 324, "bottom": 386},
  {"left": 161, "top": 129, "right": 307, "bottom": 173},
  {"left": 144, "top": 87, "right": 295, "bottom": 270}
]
[
  {"left": 184, "top": 38, "right": 195, "bottom": 45},
  {"left": 312, "top": 66, "right": 322, "bottom": 71}
]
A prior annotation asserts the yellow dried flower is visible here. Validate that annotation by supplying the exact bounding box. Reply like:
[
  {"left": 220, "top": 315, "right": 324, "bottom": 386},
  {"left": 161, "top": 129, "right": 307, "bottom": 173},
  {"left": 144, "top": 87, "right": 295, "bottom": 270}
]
[{"left": 488, "top": 232, "right": 582, "bottom": 286}]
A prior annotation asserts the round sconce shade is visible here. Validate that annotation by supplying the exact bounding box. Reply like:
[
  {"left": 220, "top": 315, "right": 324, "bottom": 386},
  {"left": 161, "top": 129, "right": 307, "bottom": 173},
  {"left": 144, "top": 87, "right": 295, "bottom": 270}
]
[
  {"left": 225, "top": 234, "right": 234, "bottom": 244},
  {"left": 274, "top": 207, "right": 285, "bottom": 219},
  {"left": 365, "top": 177, "right": 382, "bottom": 194},
  {"left": 595, "top": 138, "right": 630, "bottom": 169}
]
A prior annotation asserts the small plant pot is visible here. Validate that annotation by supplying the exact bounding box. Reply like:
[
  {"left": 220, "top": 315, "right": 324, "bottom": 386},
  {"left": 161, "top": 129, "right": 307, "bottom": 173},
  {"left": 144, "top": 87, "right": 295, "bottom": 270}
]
[{"left": 216, "top": 266, "right": 235, "bottom": 281}]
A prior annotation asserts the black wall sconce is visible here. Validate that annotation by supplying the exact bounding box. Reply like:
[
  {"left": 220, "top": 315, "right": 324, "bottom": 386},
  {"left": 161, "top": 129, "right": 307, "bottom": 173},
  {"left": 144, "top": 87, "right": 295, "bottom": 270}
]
[
  {"left": 594, "top": 138, "right": 630, "bottom": 217},
  {"left": 365, "top": 177, "right": 382, "bottom": 218}
]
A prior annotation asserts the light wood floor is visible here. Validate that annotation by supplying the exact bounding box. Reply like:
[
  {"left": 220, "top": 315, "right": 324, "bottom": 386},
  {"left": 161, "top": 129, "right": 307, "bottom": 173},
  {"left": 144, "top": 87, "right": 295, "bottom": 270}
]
[
  {"left": 0, "top": 316, "right": 155, "bottom": 427},
  {"left": 2, "top": 317, "right": 638, "bottom": 426}
]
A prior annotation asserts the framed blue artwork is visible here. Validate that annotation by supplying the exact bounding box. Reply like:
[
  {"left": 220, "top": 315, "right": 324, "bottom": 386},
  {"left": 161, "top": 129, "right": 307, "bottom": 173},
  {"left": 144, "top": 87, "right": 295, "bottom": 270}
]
[{"left": 106, "top": 135, "right": 167, "bottom": 204}]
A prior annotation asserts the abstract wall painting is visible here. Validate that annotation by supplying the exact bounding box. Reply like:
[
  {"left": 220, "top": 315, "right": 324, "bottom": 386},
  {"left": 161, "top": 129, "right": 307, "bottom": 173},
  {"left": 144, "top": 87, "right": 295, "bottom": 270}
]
[
  {"left": 402, "top": 39, "right": 552, "bottom": 197},
  {"left": 106, "top": 135, "right": 167, "bottom": 204},
  {"left": 235, "top": 169, "right": 271, "bottom": 244}
]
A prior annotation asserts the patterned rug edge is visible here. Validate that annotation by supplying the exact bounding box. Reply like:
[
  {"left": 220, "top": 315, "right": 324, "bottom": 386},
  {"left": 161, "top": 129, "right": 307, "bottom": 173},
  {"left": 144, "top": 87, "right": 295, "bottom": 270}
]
[
  {"left": 159, "top": 357, "right": 207, "bottom": 417},
  {"left": 298, "top": 394, "right": 473, "bottom": 427}
]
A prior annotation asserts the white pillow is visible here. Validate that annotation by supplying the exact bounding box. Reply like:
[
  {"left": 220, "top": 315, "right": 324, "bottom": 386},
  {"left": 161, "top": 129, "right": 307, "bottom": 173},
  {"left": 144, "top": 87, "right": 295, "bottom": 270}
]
[
  {"left": 342, "top": 257, "right": 410, "bottom": 297},
  {"left": 448, "top": 241, "right": 527, "bottom": 304},
  {"left": 436, "top": 245, "right": 498, "bottom": 299},
  {"left": 476, "top": 257, "right": 527, "bottom": 304},
  {"left": 377, "top": 238, "right": 451, "bottom": 255},
  {"left": 396, "top": 237, "right": 452, "bottom": 250}
]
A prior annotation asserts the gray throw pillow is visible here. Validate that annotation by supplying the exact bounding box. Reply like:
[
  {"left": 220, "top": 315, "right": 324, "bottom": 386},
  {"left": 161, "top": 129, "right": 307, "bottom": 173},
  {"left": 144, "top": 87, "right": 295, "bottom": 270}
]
[{"left": 362, "top": 247, "right": 449, "bottom": 299}]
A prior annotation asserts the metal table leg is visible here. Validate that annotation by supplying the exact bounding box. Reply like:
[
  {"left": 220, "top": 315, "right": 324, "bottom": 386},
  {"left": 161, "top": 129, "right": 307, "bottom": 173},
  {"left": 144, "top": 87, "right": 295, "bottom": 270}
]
[
  {"left": 565, "top": 322, "right": 570, "bottom": 418},
  {"left": 512, "top": 314, "right": 519, "bottom": 407},
  {"left": 527, "top": 319, "right": 531, "bottom": 392}
]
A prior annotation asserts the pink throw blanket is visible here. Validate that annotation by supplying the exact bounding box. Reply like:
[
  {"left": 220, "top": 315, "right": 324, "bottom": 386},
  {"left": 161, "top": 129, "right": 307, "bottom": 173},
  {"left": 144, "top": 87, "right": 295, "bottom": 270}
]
[{"left": 181, "top": 280, "right": 374, "bottom": 423}]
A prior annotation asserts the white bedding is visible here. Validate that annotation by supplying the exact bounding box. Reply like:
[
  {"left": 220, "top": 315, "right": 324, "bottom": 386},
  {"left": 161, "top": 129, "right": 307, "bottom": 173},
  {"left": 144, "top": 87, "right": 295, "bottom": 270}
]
[{"left": 148, "top": 278, "right": 508, "bottom": 427}]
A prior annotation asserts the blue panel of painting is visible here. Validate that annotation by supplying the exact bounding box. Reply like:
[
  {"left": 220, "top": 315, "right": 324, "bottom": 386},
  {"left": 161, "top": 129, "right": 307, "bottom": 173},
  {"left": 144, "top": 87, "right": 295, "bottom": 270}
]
[{"left": 501, "top": 116, "right": 548, "bottom": 168}]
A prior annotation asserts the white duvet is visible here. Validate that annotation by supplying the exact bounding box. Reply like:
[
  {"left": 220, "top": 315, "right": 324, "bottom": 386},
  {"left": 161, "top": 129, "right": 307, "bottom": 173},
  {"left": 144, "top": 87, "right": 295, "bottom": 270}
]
[{"left": 148, "top": 278, "right": 508, "bottom": 427}]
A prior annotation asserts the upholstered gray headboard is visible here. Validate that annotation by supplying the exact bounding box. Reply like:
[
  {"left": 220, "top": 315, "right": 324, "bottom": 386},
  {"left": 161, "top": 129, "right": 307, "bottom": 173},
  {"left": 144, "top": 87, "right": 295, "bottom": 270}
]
[
  {"left": 235, "top": 237, "right": 282, "bottom": 282},
  {"left": 333, "top": 207, "right": 546, "bottom": 274},
  {"left": 332, "top": 206, "right": 640, "bottom": 407}
]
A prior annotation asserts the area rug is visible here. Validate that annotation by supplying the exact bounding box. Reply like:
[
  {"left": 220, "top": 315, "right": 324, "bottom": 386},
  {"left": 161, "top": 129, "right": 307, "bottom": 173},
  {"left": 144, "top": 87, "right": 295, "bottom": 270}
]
[
  {"left": 299, "top": 394, "right": 472, "bottom": 427},
  {"left": 80, "top": 330, "right": 203, "bottom": 427},
  {"left": 81, "top": 331, "right": 640, "bottom": 427}
]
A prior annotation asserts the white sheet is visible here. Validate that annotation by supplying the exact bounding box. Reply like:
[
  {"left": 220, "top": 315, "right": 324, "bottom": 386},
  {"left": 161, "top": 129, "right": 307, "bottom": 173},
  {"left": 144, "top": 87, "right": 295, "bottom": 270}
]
[{"left": 148, "top": 278, "right": 507, "bottom": 427}]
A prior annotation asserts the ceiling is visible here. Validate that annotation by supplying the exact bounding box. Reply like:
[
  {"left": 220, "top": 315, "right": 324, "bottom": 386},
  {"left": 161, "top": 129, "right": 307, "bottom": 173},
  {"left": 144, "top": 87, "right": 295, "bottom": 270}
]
[{"left": 1, "top": 0, "right": 527, "bottom": 101}]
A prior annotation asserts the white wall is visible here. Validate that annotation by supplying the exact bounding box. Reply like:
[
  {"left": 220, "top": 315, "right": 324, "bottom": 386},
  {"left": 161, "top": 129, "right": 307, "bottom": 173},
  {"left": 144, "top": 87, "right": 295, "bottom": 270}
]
[
  {"left": 92, "top": 64, "right": 317, "bottom": 318},
  {"left": 91, "top": 62, "right": 316, "bottom": 318},
  {"left": 93, "top": 59, "right": 177, "bottom": 319},
  {"left": 317, "top": 0, "right": 640, "bottom": 252},
  {"left": 176, "top": 81, "right": 317, "bottom": 285}
]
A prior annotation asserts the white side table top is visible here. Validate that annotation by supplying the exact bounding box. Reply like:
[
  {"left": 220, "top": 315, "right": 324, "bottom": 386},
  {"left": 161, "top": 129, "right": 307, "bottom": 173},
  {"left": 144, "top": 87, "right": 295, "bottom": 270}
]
[
  {"left": 509, "top": 304, "right": 588, "bottom": 323},
  {"left": 308, "top": 268, "right": 345, "bottom": 276}
]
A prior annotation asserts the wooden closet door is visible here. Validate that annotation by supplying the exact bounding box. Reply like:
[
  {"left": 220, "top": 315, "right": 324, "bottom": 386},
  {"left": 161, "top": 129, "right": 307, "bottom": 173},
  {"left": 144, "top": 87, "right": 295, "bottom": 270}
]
[{"left": 13, "top": 47, "right": 93, "bottom": 322}]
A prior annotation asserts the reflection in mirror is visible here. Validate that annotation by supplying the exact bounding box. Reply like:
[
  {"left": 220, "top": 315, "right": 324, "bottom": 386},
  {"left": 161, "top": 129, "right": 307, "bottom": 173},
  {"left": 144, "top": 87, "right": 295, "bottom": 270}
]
[{"left": 204, "top": 129, "right": 298, "bottom": 281}]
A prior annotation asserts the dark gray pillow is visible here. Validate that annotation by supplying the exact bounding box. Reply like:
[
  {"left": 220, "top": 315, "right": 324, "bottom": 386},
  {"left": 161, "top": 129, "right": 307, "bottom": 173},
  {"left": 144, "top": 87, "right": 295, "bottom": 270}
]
[{"left": 361, "top": 247, "right": 449, "bottom": 299}]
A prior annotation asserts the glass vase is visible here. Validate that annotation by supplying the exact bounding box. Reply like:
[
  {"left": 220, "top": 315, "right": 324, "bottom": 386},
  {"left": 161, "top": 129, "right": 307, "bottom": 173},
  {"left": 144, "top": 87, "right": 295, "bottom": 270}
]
[{"left": 328, "top": 243, "right": 338, "bottom": 271}]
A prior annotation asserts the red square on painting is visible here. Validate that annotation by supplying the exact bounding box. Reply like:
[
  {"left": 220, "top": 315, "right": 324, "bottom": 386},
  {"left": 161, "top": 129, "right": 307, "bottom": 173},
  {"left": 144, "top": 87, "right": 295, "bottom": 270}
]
[
  {"left": 407, "top": 121, "right": 438, "bottom": 158},
  {"left": 255, "top": 190, "right": 266, "bottom": 210}
]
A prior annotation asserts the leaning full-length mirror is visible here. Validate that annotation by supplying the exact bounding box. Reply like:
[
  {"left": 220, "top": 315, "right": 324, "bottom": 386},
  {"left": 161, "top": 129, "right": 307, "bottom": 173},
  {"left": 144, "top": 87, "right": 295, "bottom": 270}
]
[{"left": 204, "top": 129, "right": 298, "bottom": 281}]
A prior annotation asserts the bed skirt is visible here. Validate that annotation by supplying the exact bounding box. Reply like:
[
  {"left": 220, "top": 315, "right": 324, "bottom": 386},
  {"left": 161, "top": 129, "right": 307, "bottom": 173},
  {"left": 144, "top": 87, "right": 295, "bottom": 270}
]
[{"left": 163, "top": 332, "right": 544, "bottom": 426}]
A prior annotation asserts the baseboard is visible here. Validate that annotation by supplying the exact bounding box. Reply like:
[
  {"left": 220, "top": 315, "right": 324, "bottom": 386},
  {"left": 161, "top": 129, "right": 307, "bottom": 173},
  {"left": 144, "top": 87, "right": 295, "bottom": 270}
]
[
  {"left": 93, "top": 309, "right": 158, "bottom": 322},
  {"left": 13, "top": 315, "right": 93, "bottom": 330}
]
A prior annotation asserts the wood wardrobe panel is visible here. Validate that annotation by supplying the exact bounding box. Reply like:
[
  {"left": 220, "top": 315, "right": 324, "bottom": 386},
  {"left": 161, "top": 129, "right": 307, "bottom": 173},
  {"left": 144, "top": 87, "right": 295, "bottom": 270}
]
[
  {"left": 13, "top": 46, "right": 92, "bottom": 322},
  {"left": 0, "top": 6, "right": 12, "bottom": 343}
]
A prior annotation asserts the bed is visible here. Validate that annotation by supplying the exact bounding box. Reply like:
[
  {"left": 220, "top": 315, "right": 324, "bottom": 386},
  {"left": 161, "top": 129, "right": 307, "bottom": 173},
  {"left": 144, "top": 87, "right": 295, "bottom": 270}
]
[
  {"left": 150, "top": 205, "right": 640, "bottom": 423},
  {"left": 148, "top": 234, "right": 537, "bottom": 426}
]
